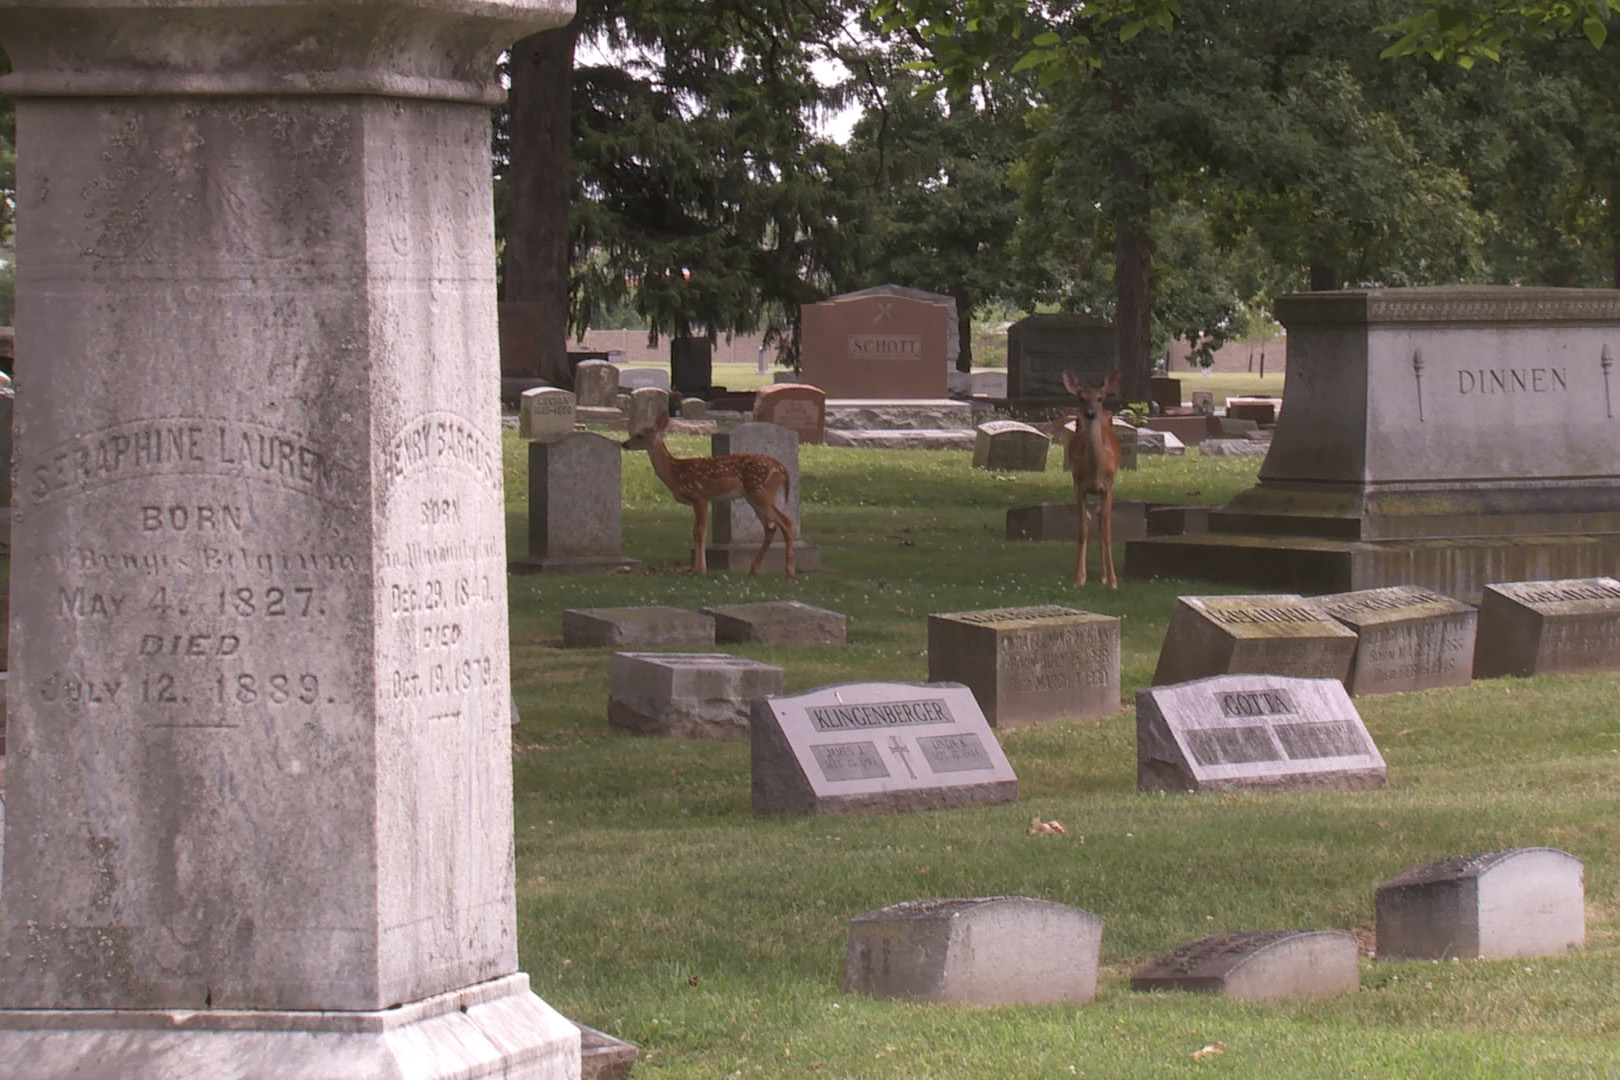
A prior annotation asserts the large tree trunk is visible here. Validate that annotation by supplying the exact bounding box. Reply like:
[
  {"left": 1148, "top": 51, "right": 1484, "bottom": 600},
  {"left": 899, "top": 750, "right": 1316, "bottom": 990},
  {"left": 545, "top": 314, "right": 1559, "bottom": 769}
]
[
  {"left": 503, "top": 22, "right": 578, "bottom": 385},
  {"left": 1309, "top": 262, "right": 1338, "bottom": 291},
  {"left": 952, "top": 288, "right": 973, "bottom": 373},
  {"left": 1113, "top": 153, "right": 1153, "bottom": 406}
]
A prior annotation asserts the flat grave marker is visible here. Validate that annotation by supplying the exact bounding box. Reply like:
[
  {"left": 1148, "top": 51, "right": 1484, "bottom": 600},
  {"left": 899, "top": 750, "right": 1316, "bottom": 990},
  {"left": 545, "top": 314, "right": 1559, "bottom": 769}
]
[
  {"left": 1136, "top": 674, "right": 1386, "bottom": 793},
  {"left": 1375, "top": 848, "right": 1584, "bottom": 960},
  {"left": 1313, "top": 585, "right": 1477, "bottom": 695},
  {"left": 1152, "top": 594, "right": 1357, "bottom": 687},
  {"left": 562, "top": 606, "right": 716, "bottom": 648},
  {"left": 608, "top": 652, "right": 783, "bottom": 739},
  {"left": 1473, "top": 577, "right": 1620, "bottom": 678},
  {"left": 1005, "top": 500, "right": 1147, "bottom": 543},
  {"left": 1131, "top": 930, "right": 1359, "bottom": 1001},
  {"left": 751, "top": 681, "right": 1017, "bottom": 815},
  {"left": 928, "top": 605, "right": 1120, "bottom": 728},
  {"left": 845, "top": 898, "right": 1103, "bottom": 1006},
  {"left": 701, "top": 600, "right": 847, "bottom": 645}
]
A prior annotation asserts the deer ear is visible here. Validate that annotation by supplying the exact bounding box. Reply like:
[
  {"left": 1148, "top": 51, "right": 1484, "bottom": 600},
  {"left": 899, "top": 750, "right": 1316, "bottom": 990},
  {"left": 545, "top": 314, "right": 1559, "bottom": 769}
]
[
  {"left": 1062, "top": 370, "right": 1080, "bottom": 395},
  {"left": 1102, "top": 369, "right": 1121, "bottom": 394}
]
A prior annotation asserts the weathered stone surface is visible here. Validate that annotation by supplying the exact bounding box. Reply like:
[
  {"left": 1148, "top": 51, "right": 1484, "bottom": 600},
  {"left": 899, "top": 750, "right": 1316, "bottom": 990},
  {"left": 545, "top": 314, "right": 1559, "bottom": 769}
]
[
  {"left": 1136, "top": 427, "right": 1186, "bottom": 455},
  {"left": 701, "top": 600, "right": 847, "bottom": 645},
  {"left": 1131, "top": 931, "right": 1358, "bottom": 1001},
  {"left": 703, "top": 422, "right": 821, "bottom": 573},
  {"left": 1145, "top": 505, "right": 1208, "bottom": 536},
  {"left": 1152, "top": 594, "right": 1358, "bottom": 687},
  {"left": 1005, "top": 500, "right": 1147, "bottom": 543},
  {"left": 519, "top": 386, "right": 576, "bottom": 442},
  {"left": 800, "top": 290, "right": 951, "bottom": 399},
  {"left": 0, "top": 1, "right": 578, "bottom": 1073},
  {"left": 824, "top": 399, "right": 973, "bottom": 430},
  {"left": 1143, "top": 414, "right": 1220, "bottom": 447},
  {"left": 608, "top": 652, "right": 783, "bottom": 739},
  {"left": 1190, "top": 390, "right": 1215, "bottom": 414},
  {"left": 823, "top": 429, "right": 974, "bottom": 450},
  {"left": 573, "top": 358, "right": 620, "bottom": 407},
  {"left": 1473, "top": 577, "right": 1620, "bottom": 678},
  {"left": 578, "top": 1021, "right": 639, "bottom": 1080},
  {"left": 970, "top": 371, "right": 1007, "bottom": 398},
  {"left": 1006, "top": 314, "right": 1115, "bottom": 400},
  {"left": 1136, "top": 674, "right": 1386, "bottom": 792},
  {"left": 751, "top": 681, "right": 1017, "bottom": 815},
  {"left": 511, "top": 432, "right": 641, "bottom": 574},
  {"left": 1149, "top": 375, "right": 1182, "bottom": 412},
  {"left": 1225, "top": 396, "right": 1279, "bottom": 424},
  {"left": 1313, "top": 585, "right": 1476, "bottom": 695},
  {"left": 626, "top": 385, "right": 669, "bottom": 434},
  {"left": 1128, "top": 287, "right": 1620, "bottom": 601},
  {"left": 678, "top": 397, "right": 707, "bottom": 419},
  {"left": 1376, "top": 848, "right": 1584, "bottom": 960},
  {"left": 845, "top": 898, "right": 1103, "bottom": 1006},
  {"left": 753, "top": 383, "right": 827, "bottom": 445},
  {"left": 562, "top": 606, "right": 716, "bottom": 648},
  {"left": 1199, "top": 437, "right": 1268, "bottom": 457},
  {"left": 972, "top": 420, "right": 1050, "bottom": 471},
  {"left": 619, "top": 367, "right": 669, "bottom": 391},
  {"left": 928, "top": 605, "right": 1120, "bottom": 728}
]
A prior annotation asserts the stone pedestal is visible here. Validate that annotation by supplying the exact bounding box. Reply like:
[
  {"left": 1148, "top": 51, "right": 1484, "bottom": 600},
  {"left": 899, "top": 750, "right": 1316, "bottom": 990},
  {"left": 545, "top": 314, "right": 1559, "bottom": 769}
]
[
  {"left": 1127, "top": 288, "right": 1620, "bottom": 601},
  {"left": 0, "top": 3, "right": 579, "bottom": 1076}
]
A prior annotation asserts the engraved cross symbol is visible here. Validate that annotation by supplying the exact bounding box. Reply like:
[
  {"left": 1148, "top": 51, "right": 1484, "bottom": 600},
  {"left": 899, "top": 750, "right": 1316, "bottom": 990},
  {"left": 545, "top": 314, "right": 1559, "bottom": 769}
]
[
  {"left": 872, "top": 301, "right": 893, "bottom": 324},
  {"left": 887, "top": 735, "right": 917, "bottom": 779}
]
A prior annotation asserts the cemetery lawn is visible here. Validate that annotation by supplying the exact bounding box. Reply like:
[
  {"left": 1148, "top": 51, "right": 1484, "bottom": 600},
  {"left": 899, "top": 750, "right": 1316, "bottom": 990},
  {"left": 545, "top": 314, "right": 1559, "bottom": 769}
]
[{"left": 503, "top": 433, "right": 1620, "bottom": 1079}]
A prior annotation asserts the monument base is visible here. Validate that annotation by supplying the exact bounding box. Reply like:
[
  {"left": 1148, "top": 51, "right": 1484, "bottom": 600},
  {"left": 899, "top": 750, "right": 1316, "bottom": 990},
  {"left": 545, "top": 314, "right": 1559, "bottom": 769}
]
[
  {"left": 0, "top": 974, "right": 580, "bottom": 1080},
  {"left": 700, "top": 541, "right": 821, "bottom": 574},
  {"left": 510, "top": 555, "right": 643, "bottom": 575},
  {"left": 1124, "top": 532, "right": 1620, "bottom": 603}
]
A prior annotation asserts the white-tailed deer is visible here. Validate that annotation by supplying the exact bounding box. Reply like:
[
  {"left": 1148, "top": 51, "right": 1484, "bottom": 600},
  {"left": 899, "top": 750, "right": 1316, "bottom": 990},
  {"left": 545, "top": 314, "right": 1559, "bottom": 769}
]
[
  {"left": 1062, "top": 368, "right": 1123, "bottom": 588},
  {"left": 622, "top": 411, "right": 796, "bottom": 578}
]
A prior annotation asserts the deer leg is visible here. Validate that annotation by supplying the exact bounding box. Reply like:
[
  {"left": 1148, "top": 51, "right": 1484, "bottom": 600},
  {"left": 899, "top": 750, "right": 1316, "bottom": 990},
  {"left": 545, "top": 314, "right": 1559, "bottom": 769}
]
[
  {"left": 691, "top": 498, "right": 709, "bottom": 573},
  {"left": 1099, "top": 488, "right": 1117, "bottom": 589},
  {"left": 1073, "top": 491, "right": 1089, "bottom": 587}
]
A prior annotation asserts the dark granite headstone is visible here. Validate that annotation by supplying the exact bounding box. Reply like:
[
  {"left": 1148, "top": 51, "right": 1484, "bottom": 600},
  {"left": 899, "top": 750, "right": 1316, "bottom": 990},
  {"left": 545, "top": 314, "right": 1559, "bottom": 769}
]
[
  {"left": 670, "top": 336, "right": 713, "bottom": 396},
  {"left": 1375, "top": 848, "right": 1584, "bottom": 960},
  {"left": 1131, "top": 930, "right": 1358, "bottom": 1001},
  {"left": 751, "top": 682, "right": 1017, "bottom": 815},
  {"left": 1005, "top": 314, "right": 1114, "bottom": 400},
  {"left": 1136, "top": 674, "right": 1386, "bottom": 792}
]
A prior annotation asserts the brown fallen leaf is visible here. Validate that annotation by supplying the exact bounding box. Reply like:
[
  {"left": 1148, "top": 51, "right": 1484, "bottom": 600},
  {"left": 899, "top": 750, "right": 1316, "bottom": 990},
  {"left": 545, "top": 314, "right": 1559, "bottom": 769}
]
[
  {"left": 1190, "top": 1042, "right": 1224, "bottom": 1061},
  {"left": 1028, "top": 817, "right": 1068, "bottom": 836}
]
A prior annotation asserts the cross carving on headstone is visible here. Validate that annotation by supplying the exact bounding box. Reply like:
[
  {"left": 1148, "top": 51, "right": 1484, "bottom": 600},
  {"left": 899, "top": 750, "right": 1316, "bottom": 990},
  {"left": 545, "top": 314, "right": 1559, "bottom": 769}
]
[{"left": 888, "top": 734, "right": 917, "bottom": 779}]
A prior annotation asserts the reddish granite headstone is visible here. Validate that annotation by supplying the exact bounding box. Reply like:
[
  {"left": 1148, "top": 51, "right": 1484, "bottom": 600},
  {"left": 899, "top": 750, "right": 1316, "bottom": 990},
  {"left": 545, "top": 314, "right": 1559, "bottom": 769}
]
[
  {"left": 754, "top": 383, "right": 827, "bottom": 445},
  {"left": 800, "top": 293, "right": 949, "bottom": 399}
]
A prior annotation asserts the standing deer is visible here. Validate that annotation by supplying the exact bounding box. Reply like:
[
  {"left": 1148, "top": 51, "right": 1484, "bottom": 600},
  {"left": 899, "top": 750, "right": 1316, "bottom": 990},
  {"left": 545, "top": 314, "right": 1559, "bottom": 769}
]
[
  {"left": 622, "top": 411, "right": 796, "bottom": 579},
  {"left": 1062, "top": 368, "right": 1123, "bottom": 588}
]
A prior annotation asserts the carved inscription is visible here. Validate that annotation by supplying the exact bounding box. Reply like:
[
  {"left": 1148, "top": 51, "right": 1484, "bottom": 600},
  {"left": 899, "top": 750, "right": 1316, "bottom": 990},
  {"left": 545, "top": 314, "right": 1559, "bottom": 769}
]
[
  {"left": 811, "top": 741, "right": 890, "bottom": 782},
  {"left": 916, "top": 733, "right": 994, "bottom": 773},
  {"left": 1185, "top": 726, "right": 1281, "bottom": 766},
  {"left": 808, "top": 699, "right": 954, "bottom": 732},
  {"left": 1275, "top": 721, "right": 1367, "bottom": 759},
  {"left": 1456, "top": 367, "right": 1567, "bottom": 396},
  {"left": 1510, "top": 581, "right": 1620, "bottom": 605},
  {"left": 949, "top": 605, "right": 1078, "bottom": 625},
  {"left": 1218, "top": 689, "right": 1297, "bottom": 718},
  {"left": 847, "top": 334, "right": 921, "bottom": 360},
  {"left": 1205, "top": 605, "right": 1326, "bottom": 626}
]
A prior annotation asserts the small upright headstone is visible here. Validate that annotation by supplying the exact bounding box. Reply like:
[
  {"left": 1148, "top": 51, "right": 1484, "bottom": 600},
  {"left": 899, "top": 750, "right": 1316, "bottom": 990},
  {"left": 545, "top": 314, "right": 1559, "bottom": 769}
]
[
  {"left": 1472, "top": 577, "right": 1620, "bottom": 678},
  {"left": 753, "top": 383, "right": 827, "bottom": 445},
  {"left": 1136, "top": 674, "right": 1386, "bottom": 792},
  {"left": 971, "top": 420, "right": 1049, "bottom": 471},
  {"left": 845, "top": 898, "right": 1103, "bottom": 1006},
  {"left": 574, "top": 358, "right": 620, "bottom": 407},
  {"left": 701, "top": 600, "right": 847, "bottom": 645},
  {"left": 510, "top": 432, "right": 642, "bottom": 574},
  {"left": 1376, "top": 848, "right": 1584, "bottom": 960},
  {"left": 927, "top": 606, "right": 1120, "bottom": 728},
  {"left": 1190, "top": 390, "right": 1215, "bottom": 414},
  {"left": 1152, "top": 594, "right": 1357, "bottom": 687},
  {"left": 1113, "top": 418, "right": 1139, "bottom": 470},
  {"left": 608, "top": 652, "right": 784, "bottom": 739},
  {"left": 1225, "top": 396, "right": 1278, "bottom": 424},
  {"left": 751, "top": 682, "right": 1018, "bottom": 815},
  {"left": 679, "top": 397, "right": 707, "bottom": 419},
  {"left": 618, "top": 367, "right": 669, "bottom": 391},
  {"left": 1313, "top": 585, "right": 1477, "bottom": 695},
  {"left": 626, "top": 386, "right": 670, "bottom": 434},
  {"left": 705, "top": 422, "right": 820, "bottom": 573},
  {"left": 1131, "top": 931, "right": 1358, "bottom": 1001},
  {"left": 1149, "top": 376, "right": 1181, "bottom": 412},
  {"left": 561, "top": 606, "right": 715, "bottom": 648},
  {"left": 518, "top": 386, "right": 576, "bottom": 442},
  {"left": 670, "top": 336, "right": 713, "bottom": 395}
]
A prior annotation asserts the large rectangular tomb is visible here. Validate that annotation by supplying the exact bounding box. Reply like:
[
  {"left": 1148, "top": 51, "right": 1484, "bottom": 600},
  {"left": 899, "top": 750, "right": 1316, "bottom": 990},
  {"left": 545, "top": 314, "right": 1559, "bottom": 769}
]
[
  {"left": 1127, "top": 287, "right": 1620, "bottom": 602},
  {"left": 751, "top": 681, "right": 1017, "bottom": 815}
]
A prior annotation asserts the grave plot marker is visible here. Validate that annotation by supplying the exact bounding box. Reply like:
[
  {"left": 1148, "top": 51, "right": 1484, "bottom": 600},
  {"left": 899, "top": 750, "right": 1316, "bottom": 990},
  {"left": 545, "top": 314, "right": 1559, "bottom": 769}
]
[
  {"left": 1375, "top": 848, "right": 1584, "bottom": 960},
  {"left": 1472, "top": 577, "right": 1620, "bottom": 678},
  {"left": 1152, "top": 594, "right": 1357, "bottom": 687},
  {"left": 1131, "top": 930, "right": 1359, "bottom": 1001},
  {"left": 927, "top": 605, "right": 1120, "bottom": 728},
  {"left": 1313, "top": 585, "right": 1476, "bottom": 695}
]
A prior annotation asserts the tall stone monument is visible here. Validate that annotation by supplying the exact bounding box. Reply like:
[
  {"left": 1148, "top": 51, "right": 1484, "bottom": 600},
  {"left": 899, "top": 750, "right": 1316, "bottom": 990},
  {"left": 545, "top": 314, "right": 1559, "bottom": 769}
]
[
  {"left": 1127, "top": 287, "right": 1620, "bottom": 601},
  {"left": 0, "top": 3, "right": 580, "bottom": 1077}
]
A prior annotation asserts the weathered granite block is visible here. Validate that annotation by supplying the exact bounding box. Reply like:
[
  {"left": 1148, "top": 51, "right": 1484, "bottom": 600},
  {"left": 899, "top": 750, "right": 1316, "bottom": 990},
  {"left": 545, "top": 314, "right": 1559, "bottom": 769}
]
[
  {"left": 574, "top": 358, "right": 619, "bottom": 407},
  {"left": 1473, "top": 577, "right": 1620, "bottom": 678},
  {"left": 971, "top": 420, "right": 1050, "bottom": 471},
  {"left": 1136, "top": 674, "right": 1386, "bottom": 793},
  {"left": 1152, "top": 594, "right": 1358, "bottom": 687},
  {"left": 1131, "top": 930, "right": 1358, "bottom": 1001},
  {"left": 845, "top": 898, "right": 1103, "bottom": 1006},
  {"left": 626, "top": 385, "right": 669, "bottom": 435},
  {"left": 701, "top": 600, "right": 847, "bottom": 644},
  {"left": 1375, "top": 848, "right": 1584, "bottom": 960},
  {"left": 510, "top": 432, "right": 642, "bottom": 574},
  {"left": 705, "top": 422, "right": 820, "bottom": 573},
  {"left": 518, "top": 386, "right": 575, "bottom": 442},
  {"left": 751, "top": 682, "right": 1017, "bottom": 816},
  {"left": 562, "top": 606, "right": 715, "bottom": 648},
  {"left": 608, "top": 652, "right": 783, "bottom": 739},
  {"left": 927, "top": 605, "right": 1120, "bottom": 727},
  {"left": 1005, "top": 500, "right": 1147, "bottom": 542},
  {"left": 1313, "top": 585, "right": 1477, "bottom": 695}
]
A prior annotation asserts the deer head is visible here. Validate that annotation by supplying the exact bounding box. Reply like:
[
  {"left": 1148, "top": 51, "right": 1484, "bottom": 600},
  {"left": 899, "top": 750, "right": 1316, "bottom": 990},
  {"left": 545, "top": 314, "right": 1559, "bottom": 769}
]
[{"left": 1063, "top": 369, "right": 1121, "bottom": 423}]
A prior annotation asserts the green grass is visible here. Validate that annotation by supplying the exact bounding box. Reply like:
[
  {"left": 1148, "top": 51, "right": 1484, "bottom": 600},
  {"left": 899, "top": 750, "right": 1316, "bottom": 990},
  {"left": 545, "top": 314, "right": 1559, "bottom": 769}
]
[{"left": 503, "top": 432, "right": 1620, "bottom": 1079}]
